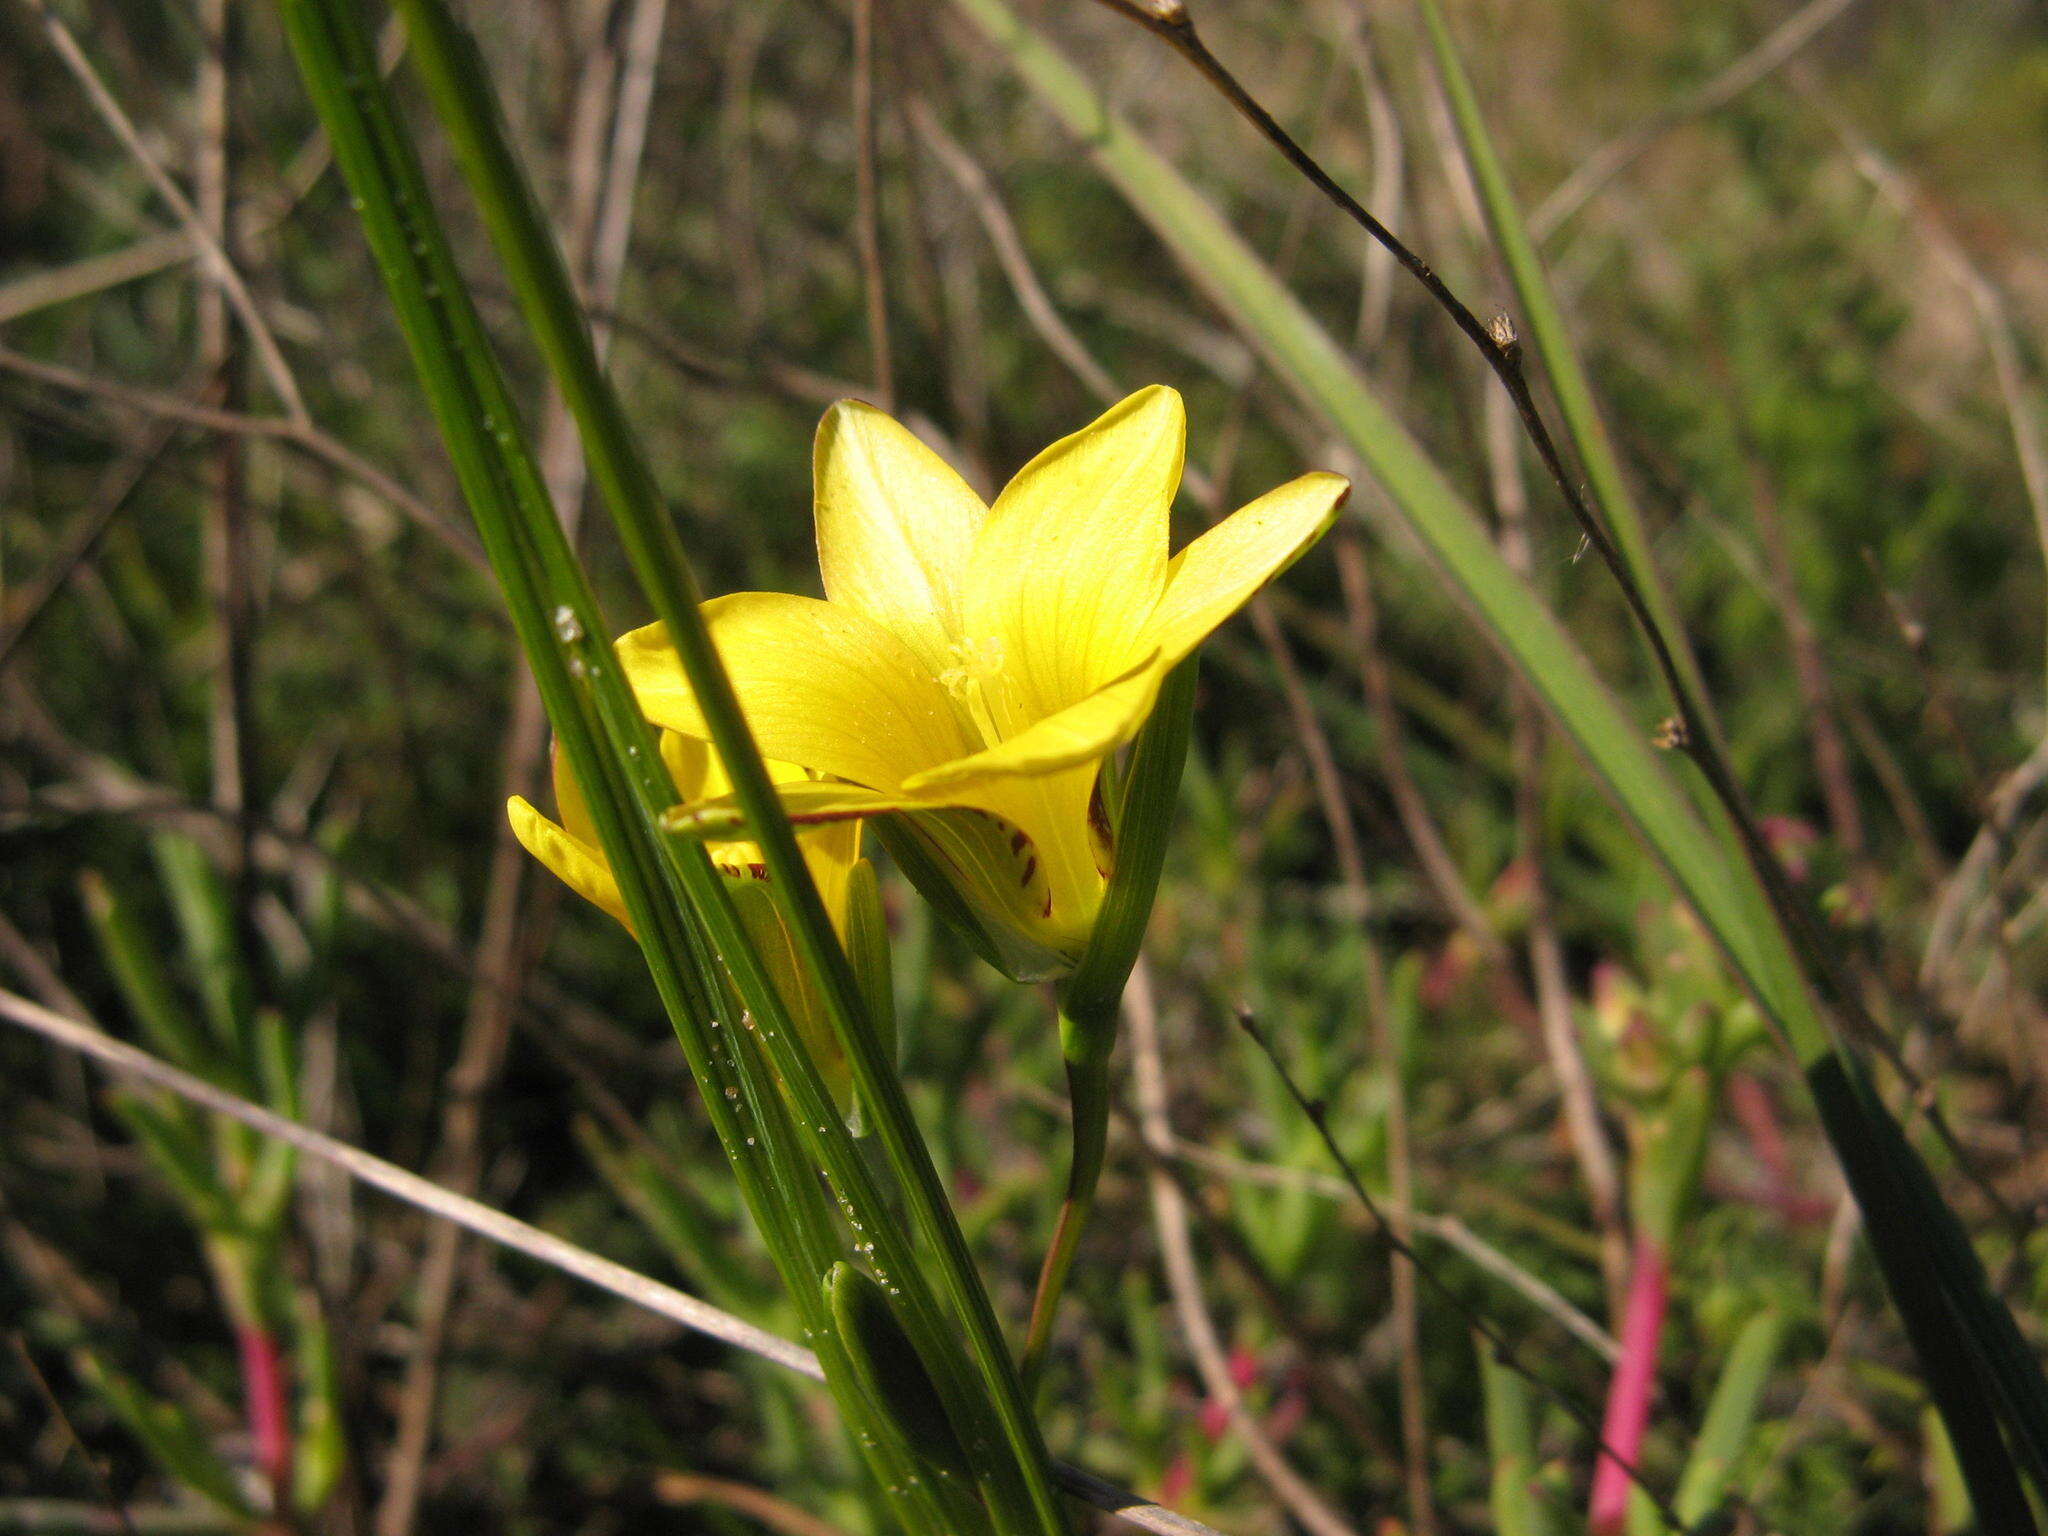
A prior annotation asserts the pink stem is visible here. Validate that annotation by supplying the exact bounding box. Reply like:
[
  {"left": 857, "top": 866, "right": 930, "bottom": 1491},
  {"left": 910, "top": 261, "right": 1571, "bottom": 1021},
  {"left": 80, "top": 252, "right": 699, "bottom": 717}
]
[
  {"left": 1589, "top": 1236, "right": 1669, "bottom": 1536},
  {"left": 235, "top": 1324, "right": 293, "bottom": 1510}
]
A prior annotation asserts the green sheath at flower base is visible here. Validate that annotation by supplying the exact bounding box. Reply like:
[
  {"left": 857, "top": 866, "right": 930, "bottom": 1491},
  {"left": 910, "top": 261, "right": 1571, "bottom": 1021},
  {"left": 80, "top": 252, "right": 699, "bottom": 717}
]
[
  {"left": 826, "top": 1261, "right": 976, "bottom": 1484},
  {"left": 629, "top": 386, "right": 1346, "bottom": 979}
]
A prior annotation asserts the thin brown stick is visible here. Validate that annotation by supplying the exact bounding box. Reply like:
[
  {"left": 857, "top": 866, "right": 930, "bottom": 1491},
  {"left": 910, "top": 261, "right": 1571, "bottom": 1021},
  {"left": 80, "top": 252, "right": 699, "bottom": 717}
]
[
  {"left": 1233, "top": 1006, "right": 1691, "bottom": 1531},
  {"left": 1531, "top": 0, "right": 1867, "bottom": 240},
  {"left": 1240, "top": 599, "right": 1436, "bottom": 1536},
  {"left": 0, "top": 346, "right": 484, "bottom": 570},
  {"left": 1331, "top": 536, "right": 1501, "bottom": 953},
  {"left": 1, "top": 707, "right": 662, "bottom": 1081},
  {"left": 1331, "top": 9, "right": 1404, "bottom": 352},
  {"left": 1481, "top": 340, "right": 1630, "bottom": 1316},
  {"left": 715, "top": 4, "right": 773, "bottom": 331},
  {"left": 0, "top": 988, "right": 1229, "bottom": 1536},
  {"left": 1173, "top": 1135, "right": 1620, "bottom": 1360},
  {"left": 24, "top": 0, "right": 306, "bottom": 425},
  {"left": 653, "top": 1473, "right": 854, "bottom": 1536},
  {"left": 0, "top": 19, "right": 406, "bottom": 329},
  {"left": 1742, "top": 451, "right": 1871, "bottom": 892},
  {"left": 0, "top": 418, "right": 179, "bottom": 673},
  {"left": 852, "top": 0, "right": 894, "bottom": 410},
  {"left": 194, "top": 0, "right": 260, "bottom": 1038},
  {"left": 1126, "top": 966, "right": 1367, "bottom": 1536},
  {"left": 8, "top": 1336, "right": 140, "bottom": 1536},
  {"left": 1009, "top": 1073, "right": 1621, "bottom": 1361},
  {"left": 0, "top": 230, "right": 194, "bottom": 326},
  {"left": 909, "top": 100, "right": 1120, "bottom": 405},
  {"left": 1820, "top": 106, "right": 2048, "bottom": 1008}
]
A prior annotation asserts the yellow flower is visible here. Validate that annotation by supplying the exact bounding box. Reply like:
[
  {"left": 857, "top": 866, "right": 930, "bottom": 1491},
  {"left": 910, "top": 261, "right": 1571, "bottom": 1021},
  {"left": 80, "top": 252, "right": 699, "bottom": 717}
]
[
  {"left": 508, "top": 734, "right": 863, "bottom": 1095},
  {"left": 618, "top": 385, "right": 1346, "bottom": 979}
]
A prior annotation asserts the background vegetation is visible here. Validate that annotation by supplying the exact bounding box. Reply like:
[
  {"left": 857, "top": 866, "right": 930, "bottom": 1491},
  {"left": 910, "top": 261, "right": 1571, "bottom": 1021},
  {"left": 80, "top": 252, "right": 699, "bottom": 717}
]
[{"left": 4, "top": 0, "right": 2048, "bottom": 1531}]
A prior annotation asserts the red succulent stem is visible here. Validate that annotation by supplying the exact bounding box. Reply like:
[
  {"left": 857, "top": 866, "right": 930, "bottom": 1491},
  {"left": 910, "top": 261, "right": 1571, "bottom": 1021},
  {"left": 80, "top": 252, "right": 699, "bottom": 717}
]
[
  {"left": 1589, "top": 1234, "right": 1669, "bottom": 1536},
  {"left": 235, "top": 1324, "right": 294, "bottom": 1512}
]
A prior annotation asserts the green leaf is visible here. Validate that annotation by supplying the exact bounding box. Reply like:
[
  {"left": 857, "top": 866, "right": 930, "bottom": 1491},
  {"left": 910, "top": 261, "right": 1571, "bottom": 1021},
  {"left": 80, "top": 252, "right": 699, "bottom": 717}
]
[
  {"left": 150, "top": 834, "right": 254, "bottom": 1061},
  {"left": 826, "top": 1261, "right": 975, "bottom": 1485},
  {"left": 292, "top": 1289, "right": 347, "bottom": 1516},
  {"left": 1673, "top": 1309, "right": 1785, "bottom": 1527},
  {"left": 108, "top": 1093, "right": 234, "bottom": 1231},
  {"left": 1413, "top": 0, "right": 1715, "bottom": 744},
  {"left": 272, "top": 4, "right": 1045, "bottom": 1526},
  {"left": 1059, "top": 657, "right": 1197, "bottom": 1041},
  {"left": 1477, "top": 1332, "right": 1558, "bottom": 1536},
  {"left": 78, "top": 1350, "right": 251, "bottom": 1519},
  {"left": 79, "top": 871, "right": 217, "bottom": 1076}
]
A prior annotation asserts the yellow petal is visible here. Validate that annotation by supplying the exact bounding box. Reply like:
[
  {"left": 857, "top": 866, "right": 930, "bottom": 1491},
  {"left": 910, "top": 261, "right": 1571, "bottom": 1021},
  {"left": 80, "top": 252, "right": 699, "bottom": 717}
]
[
  {"left": 726, "top": 878, "right": 852, "bottom": 1111},
  {"left": 616, "top": 592, "right": 974, "bottom": 792},
  {"left": 815, "top": 400, "right": 988, "bottom": 679},
  {"left": 665, "top": 779, "right": 940, "bottom": 836},
  {"left": 660, "top": 730, "right": 712, "bottom": 805},
  {"left": 902, "top": 652, "right": 1163, "bottom": 796},
  {"left": 551, "top": 743, "right": 599, "bottom": 848},
  {"left": 1145, "top": 471, "right": 1346, "bottom": 665},
  {"left": 801, "top": 815, "right": 863, "bottom": 940},
  {"left": 961, "top": 386, "right": 1184, "bottom": 730},
  {"left": 508, "top": 796, "right": 629, "bottom": 927}
]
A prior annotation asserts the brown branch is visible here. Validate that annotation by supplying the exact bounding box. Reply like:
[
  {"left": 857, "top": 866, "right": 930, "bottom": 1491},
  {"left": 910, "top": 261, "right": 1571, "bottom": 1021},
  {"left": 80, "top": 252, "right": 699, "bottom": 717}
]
[
  {"left": 852, "top": 0, "right": 894, "bottom": 410},
  {"left": 24, "top": 0, "right": 306, "bottom": 424},
  {"left": 0, "top": 346, "right": 484, "bottom": 571},
  {"left": 653, "top": 1473, "right": 854, "bottom": 1536},
  {"left": 909, "top": 99, "right": 1121, "bottom": 405},
  {"left": 1530, "top": 0, "right": 1868, "bottom": 239}
]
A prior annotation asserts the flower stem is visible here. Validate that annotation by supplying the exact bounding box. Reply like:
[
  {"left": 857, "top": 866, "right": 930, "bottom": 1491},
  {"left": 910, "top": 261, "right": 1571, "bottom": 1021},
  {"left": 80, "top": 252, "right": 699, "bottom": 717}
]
[
  {"left": 1021, "top": 1041, "right": 1111, "bottom": 1391},
  {"left": 1588, "top": 1236, "right": 1668, "bottom": 1535},
  {"left": 235, "top": 1323, "right": 293, "bottom": 1513}
]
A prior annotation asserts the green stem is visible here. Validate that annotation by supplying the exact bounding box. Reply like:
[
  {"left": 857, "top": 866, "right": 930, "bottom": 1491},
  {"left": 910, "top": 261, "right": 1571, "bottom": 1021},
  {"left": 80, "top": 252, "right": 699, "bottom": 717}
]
[
  {"left": 1021, "top": 660, "right": 1197, "bottom": 1390},
  {"left": 1020, "top": 1041, "right": 1112, "bottom": 1390}
]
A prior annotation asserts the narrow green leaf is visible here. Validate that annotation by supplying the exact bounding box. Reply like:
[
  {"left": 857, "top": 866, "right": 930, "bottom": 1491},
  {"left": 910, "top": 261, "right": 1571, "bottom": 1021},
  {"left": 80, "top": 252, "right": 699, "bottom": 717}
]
[
  {"left": 271, "top": 6, "right": 1024, "bottom": 1527},
  {"left": 844, "top": 859, "right": 898, "bottom": 1074},
  {"left": 79, "top": 871, "right": 218, "bottom": 1078},
  {"left": 1673, "top": 1309, "right": 1784, "bottom": 1527},
  {"left": 108, "top": 1093, "right": 235, "bottom": 1230},
  {"left": 78, "top": 1350, "right": 251, "bottom": 1518},
  {"left": 1477, "top": 1331, "right": 1557, "bottom": 1536},
  {"left": 291, "top": 1289, "right": 347, "bottom": 1516},
  {"left": 150, "top": 834, "right": 254, "bottom": 1060},
  {"left": 827, "top": 1261, "right": 976, "bottom": 1484}
]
